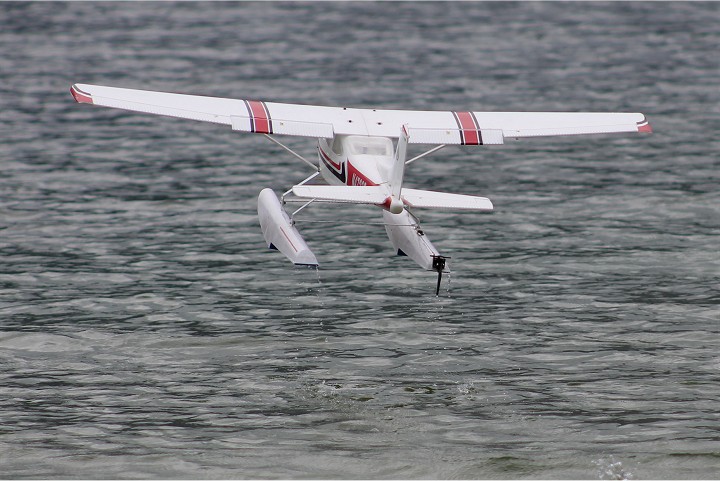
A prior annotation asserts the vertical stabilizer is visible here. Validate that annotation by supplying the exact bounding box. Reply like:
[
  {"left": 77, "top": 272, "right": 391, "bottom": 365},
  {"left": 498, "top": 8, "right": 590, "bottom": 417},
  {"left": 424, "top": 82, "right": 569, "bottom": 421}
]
[{"left": 390, "top": 125, "right": 410, "bottom": 199}]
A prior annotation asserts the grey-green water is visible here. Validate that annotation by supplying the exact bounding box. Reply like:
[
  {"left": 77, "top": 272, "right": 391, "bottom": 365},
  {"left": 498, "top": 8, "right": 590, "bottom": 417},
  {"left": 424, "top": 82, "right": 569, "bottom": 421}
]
[{"left": 1, "top": 2, "right": 718, "bottom": 479}]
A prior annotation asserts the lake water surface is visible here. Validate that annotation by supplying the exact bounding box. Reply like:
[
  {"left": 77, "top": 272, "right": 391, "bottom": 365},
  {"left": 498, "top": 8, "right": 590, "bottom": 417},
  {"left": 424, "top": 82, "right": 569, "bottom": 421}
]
[{"left": 1, "top": 2, "right": 719, "bottom": 479}]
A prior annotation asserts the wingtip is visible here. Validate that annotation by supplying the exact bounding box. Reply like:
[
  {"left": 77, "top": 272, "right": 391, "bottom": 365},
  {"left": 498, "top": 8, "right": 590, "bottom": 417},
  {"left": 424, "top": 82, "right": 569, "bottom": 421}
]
[
  {"left": 637, "top": 116, "right": 652, "bottom": 134},
  {"left": 70, "top": 84, "right": 93, "bottom": 104}
]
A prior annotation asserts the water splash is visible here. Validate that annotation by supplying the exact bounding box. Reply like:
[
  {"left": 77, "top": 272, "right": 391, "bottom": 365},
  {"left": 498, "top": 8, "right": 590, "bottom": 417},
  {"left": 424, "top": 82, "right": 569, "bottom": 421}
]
[
  {"left": 313, "top": 267, "right": 326, "bottom": 308},
  {"left": 593, "top": 456, "right": 633, "bottom": 480}
]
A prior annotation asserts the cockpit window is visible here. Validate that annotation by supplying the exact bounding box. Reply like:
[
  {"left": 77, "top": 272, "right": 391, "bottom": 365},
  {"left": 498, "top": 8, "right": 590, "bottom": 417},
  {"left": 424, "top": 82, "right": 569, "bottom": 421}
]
[{"left": 347, "top": 136, "right": 393, "bottom": 156}]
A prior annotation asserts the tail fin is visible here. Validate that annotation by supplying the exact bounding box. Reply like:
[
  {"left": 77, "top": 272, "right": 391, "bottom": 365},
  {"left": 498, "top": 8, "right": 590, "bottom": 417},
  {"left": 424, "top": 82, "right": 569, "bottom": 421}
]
[{"left": 390, "top": 125, "right": 410, "bottom": 198}]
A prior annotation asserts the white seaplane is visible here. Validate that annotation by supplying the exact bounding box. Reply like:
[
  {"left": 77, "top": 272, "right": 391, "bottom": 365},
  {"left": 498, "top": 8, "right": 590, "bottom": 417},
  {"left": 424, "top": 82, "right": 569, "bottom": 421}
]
[{"left": 71, "top": 84, "right": 651, "bottom": 293}]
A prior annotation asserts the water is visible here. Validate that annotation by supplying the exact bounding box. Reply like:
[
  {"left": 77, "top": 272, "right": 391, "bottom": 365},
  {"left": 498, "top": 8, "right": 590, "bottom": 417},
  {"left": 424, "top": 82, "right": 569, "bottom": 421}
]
[{"left": 1, "top": 2, "right": 719, "bottom": 479}]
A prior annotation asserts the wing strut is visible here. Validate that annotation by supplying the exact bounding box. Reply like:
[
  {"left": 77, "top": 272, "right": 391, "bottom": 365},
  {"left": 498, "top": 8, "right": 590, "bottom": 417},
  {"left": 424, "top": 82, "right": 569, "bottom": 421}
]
[
  {"left": 263, "top": 134, "right": 318, "bottom": 171},
  {"left": 405, "top": 144, "right": 446, "bottom": 166},
  {"left": 282, "top": 171, "right": 320, "bottom": 201}
]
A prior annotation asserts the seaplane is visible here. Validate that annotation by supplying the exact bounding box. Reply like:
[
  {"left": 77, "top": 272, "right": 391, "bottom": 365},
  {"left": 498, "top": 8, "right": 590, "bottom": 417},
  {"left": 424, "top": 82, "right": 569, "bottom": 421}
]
[{"left": 70, "top": 83, "right": 652, "bottom": 293}]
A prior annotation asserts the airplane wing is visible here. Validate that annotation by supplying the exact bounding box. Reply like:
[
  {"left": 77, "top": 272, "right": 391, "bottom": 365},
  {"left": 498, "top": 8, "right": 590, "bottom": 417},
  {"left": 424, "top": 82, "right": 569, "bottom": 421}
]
[{"left": 71, "top": 83, "right": 651, "bottom": 145}]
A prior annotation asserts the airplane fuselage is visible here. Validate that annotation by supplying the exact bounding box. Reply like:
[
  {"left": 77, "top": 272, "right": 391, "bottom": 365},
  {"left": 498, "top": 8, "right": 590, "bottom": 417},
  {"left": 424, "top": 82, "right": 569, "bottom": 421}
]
[{"left": 317, "top": 135, "right": 395, "bottom": 188}]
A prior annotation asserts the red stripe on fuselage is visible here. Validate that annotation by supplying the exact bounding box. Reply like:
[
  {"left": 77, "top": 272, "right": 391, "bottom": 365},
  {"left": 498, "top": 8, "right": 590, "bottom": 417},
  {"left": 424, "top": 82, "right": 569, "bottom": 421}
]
[
  {"left": 453, "top": 111, "right": 482, "bottom": 145},
  {"left": 346, "top": 161, "right": 377, "bottom": 187},
  {"left": 319, "top": 148, "right": 342, "bottom": 170},
  {"left": 246, "top": 100, "right": 272, "bottom": 134},
  {"left": 319, "top": 147, "right": 377, "bottom": 186}
]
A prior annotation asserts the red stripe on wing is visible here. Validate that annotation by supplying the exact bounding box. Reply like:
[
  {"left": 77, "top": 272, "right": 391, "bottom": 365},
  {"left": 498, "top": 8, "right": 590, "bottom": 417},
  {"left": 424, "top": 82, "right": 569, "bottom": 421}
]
[
  {"left": 245, "top": 100, "right": 272, "bottom": 134},
  {"left": 453, "top": 111, "right": 482, "bottom": 145}
]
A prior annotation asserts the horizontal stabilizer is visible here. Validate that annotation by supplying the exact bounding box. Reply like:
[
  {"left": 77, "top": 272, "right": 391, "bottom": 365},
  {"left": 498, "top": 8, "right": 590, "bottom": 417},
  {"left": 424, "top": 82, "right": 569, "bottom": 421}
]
[
  {"left": 401, "top": 189, "right": 493, "bottom": 211},
  {"left": 292, "top": 185, "right": 388, "bottom": 205},
  {"left": 292, "top": 185, "right": 493, "bottom": 212}
]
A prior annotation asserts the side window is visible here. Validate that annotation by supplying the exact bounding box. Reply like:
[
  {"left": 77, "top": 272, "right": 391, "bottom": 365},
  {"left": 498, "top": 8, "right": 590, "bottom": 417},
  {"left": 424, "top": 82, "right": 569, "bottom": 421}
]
[{"left": 331, "top": 136, "right": 343, "bottom": 155}]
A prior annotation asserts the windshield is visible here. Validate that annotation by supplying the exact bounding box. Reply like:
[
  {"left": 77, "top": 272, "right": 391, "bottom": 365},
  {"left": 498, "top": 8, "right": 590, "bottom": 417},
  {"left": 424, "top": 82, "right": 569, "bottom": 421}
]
[{"left": 347, "top": 136, "right": 393, "bottom": 156}]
